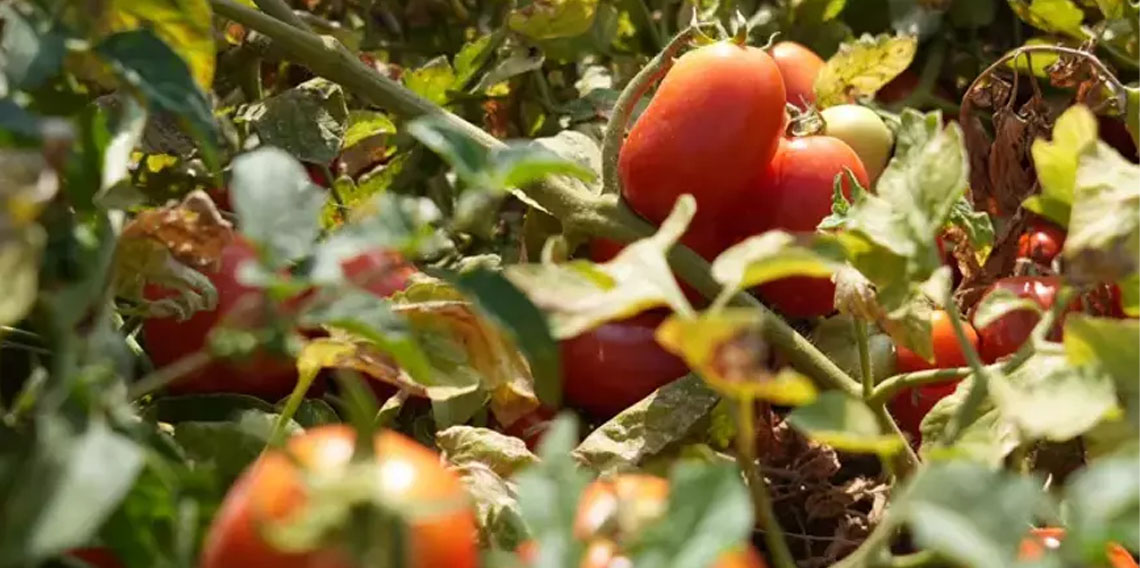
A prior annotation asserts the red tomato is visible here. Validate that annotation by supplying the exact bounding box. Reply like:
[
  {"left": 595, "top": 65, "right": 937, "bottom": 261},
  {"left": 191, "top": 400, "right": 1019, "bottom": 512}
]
[
  {"left": 520, "top": 474, "right": 766, "bottom": 567},
  {"left": 935, "top": 235, "right": 964, "bottom": 290},
  {"left": 143, "top": 238, "right": 299, "bottom": 399},
  {"left": 619, "top": 41, "right": 786, "bottom": 261},
  {"left": 341, "top": 249, "right": 416, "bottom": 298},
  {"left": 1019, "top": 527, "right": 1138, "bottom": 568},
  {"left": 500, "top": 406, "right": 556, "bottom": 450},
  {"left": 1017, "top": 218, "right": 1066, "bottom": 266},
  {"left": 876, "top": 71, "right": 919, "bottom": 104},
  {"left": 68, "top": 548, "right": 124, "bottom": 568},
  {"left": 560, "top": 310, "right": 689, "bottom": 419},
  {"left": 889, "top": 310, "right": 979, "bottom": 441},
  {"left": 740, "top": 136, "right": 869, "bottom": 318},
  {"left": 201, "top": 426, "right": 477, "bottom": 568},
  {"left": 973, "top": 276, "right": 1075, "bottom": 364},
  {"left": 770, "top": 41, "right": 825, "bottom": 109},
  {"left": 305, "top": 163, "right": 330, "bottom": 187}
]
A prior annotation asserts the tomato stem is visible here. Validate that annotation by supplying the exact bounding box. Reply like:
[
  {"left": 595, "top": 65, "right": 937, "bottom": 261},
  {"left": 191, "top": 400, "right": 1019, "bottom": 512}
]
[
  {"left": 854, "top": 319, "right": 874, "bottom": 399},
  {"left": 268, "top": 366, "right": 320, "bottom": 448},
  {"left": 735, "top": 397, "right": 796, "bottom": 568},
  {"left": 600, "top": 27, "right": 695, "bottom": 196},
  {"left": 127, "top": 351, "right": 213, "bottom": 399},
  {"left": 868, "top": 366, "right": 976, "bottom": 406},
  {"left": 936, "top": 298, "right": 992, "bottom": 445}
]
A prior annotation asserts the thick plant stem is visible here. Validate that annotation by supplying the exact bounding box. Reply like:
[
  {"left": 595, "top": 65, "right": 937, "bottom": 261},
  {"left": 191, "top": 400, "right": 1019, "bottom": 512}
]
[
  {"left": 253, "top": 0, "right": 312, "bottom": 32},
  {"left": 600, "top": 28, "right": 694, "bottom": 195},
  {"left": 736, "top": 398, "right": 796, "bottom": 568},
  {"left": 209, "top": 0, "right": 863, "bottom": 398},
  {"left": 869, "top": 366, "right": 976, "bottom": 406}
]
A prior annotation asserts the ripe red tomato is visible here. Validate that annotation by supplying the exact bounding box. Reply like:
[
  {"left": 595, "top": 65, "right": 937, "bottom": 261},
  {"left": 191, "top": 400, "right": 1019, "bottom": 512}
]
[
  {"left": 876, "top": 71, "right": 919, "bottom": 104},
  {"left": 770, "top": 41, "right": 825, "bottom": 109},
  {"left": 143, "top": 238, "right": 299, "bottom": 399},
  {"left": 201, "top": 425, "right": 477, "bottom": 568},
  {"left": 973, "top": 276, "right": 1074, "bottom": 364},
  {"left": 619, "top": 41, "right": 786, "bottom": 261},
  {"left": 68, "top": 548, "right": 124, "bottom": 568},
  {"left": 499, "top": 406, "right": 556, "bottom": 450},
  {"left": 1016, "top": 218, "right": 1066, "bottom": 266},
  {"left": 341, "top": 248, "right": 416, "bottom": 298},
  {"left": 520, "top": 474, "right": 766, "bottom": 567},
  {"left": 889, "top": 310, "right": 978, "bottom": 441},
  {"left": 740, "top": 136, "right": 869, "bottom": 318},
  {"left": 1019, "top": 527, "right": 1138, "bottom": 568},
  {"left": 560, "top": 310, "right": 689, "bottom": 419}
]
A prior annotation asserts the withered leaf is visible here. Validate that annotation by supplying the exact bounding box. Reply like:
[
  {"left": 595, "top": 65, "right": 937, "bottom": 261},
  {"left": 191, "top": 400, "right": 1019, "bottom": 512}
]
[{"left": 120, "top": 189, "right": 233, "bottom": 272}]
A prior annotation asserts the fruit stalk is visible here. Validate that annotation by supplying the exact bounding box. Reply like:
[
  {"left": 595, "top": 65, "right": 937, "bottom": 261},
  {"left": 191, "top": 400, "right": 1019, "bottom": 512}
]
[{"left": 936, "top": 298, "right": 992, "bottom": 445}]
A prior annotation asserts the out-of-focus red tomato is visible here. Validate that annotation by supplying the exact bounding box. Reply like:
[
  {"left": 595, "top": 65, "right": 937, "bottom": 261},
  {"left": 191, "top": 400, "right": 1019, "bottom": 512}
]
[{"left": 890, "top": 310, "right": 978, "bottom": 441}]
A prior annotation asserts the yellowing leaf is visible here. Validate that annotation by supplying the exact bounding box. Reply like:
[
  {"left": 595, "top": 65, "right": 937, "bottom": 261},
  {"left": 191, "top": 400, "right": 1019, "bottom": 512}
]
[
  {"left": 508, "top": 0, "right": 600, "bottom": 40},
  {"left": 295, "top": 335, "right": 427, "bottom": 396},
  {"left": 1009, "top": 0, "right": 1085, "bottom": 37},
  {"left": 813, "top": 34, "right": 917, "bottom": 108},
  {"left": 710, "top": 231, "right": 846, "bottom": 294},
  {"left": 98, "top": 0, "right": 215, "bottom": 90},
  {"left": 1025, "top": 104, "right": 1099, "bottom": 226},
  {"left": 505, "top": 195, "right": 695, "bottom": 338},
  {"left": 655, "top": 310, "right": 818, "bottom": 405}
]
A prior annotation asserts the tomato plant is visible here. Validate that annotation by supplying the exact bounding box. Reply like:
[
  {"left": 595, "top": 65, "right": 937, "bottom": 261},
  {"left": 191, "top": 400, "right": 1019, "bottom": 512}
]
[
  {"left": 770, "top": 41, "right": 824, "bottom": 110},
  {"left": 889, "top": 310, "right": 978, "bottom": 440},
  {"left": 1016, "top": 218, "right": 1066, "bottom": 266},
  {"left": 560, "top": 310, "right": 689, "bottom": 418},
  {"left": 739, "top": 135, "right": 869, "bottom": 318},
  {"left": 973, "top": 276, "right": 1072, "bottom": 364},
  {"left": 619, "top": 41, "right": 786, "bottom": 260},
  {"left": 201, "top": 425, "right": 478, "bottom": 568}
]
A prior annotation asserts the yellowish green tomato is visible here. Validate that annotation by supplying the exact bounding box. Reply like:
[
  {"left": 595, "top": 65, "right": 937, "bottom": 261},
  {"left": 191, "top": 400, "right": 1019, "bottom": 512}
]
[{"left": 821, "top": 105, "right": 894, "bottom": 185}]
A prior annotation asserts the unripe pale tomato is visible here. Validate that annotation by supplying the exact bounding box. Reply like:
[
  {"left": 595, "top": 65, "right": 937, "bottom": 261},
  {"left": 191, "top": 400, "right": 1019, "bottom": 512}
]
[
  {"left": 520, "top": 474, "right": 767, "bottom": 568},
  {"left": 820, "top": 104, "right": 894, "bottom": 184},
  {"left": 890, "top": 310, "right": 978, "bottom": 441},
  {"left": 619, "top": 41, "right": 786, "bottom": 261},
  {"left": 1019, "top": 527, "right": 1138, "bottom": 568},
  {"left": 738, "top": 136, "right": 869, "bottom": 318},
  {"left": 973, "top": 276, "right": 1074, "bottom": 364},
  {"left": 560, "top": 310, "right": 689, "bottom": 419},
  {"left": 770, "top": 41, "right": 825, "bottom": 109},
  {"left": 143, "top": 238, "right": 299, "bottom": 399},
  {"left": 1016, "top": 218, "right": 1066, "bottom": 266},
  {"left": 200, "top": 426, "right": 477, "bottom": 568}
]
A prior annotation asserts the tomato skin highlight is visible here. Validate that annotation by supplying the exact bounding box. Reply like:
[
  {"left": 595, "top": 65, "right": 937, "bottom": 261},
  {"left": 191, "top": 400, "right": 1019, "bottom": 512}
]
[
  {"left": 974, "top": 276, "right": 1073, "bottom": 364},
  {"left": 200, "top": 425, "right": 477, "bottom": 568},
  {"left": 560, "top": 310, "right": 689, "bottom": 419},
  {"left": 619, "top": 41, "right": 786, "bottom": 261},
  {"left": 740, "top": 136, "right": 869, "bottom": 318},
  {"left": 770, "top": 41, "right": 825, "bottom": 109},
  {"left": 889, "top": 310, "right": 978, "bottom": 441},
  {"left": 143, "top": 238, "right": 299, "bottom": 399},
  {"left": 1016, "top": 219, "right": 1066, "bottom": 266}
]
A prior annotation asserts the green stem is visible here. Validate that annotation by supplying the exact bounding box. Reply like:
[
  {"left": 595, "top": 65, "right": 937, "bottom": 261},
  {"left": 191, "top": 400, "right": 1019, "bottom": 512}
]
[
  {"left": 253, "top": 0, "right": 312, "bottom": 32},
  {"left": 600, "top": 28, "right": 694, "bottom": 195},
  {"left": 208, "top": 0, "right": 863, "bottom": 398},
  {"left": 855, "top": 319, "right": 874, "bottom": 399},
  {"left": 736, "top": 398, "right": 796, "bottom": 568},
  {"left": 267, "top": 367, "right": 319, "bottom": 448},
  {"left": 127, "top": 351, "right": 212, "bottom": 399},
  {"left": 938, "top": 299, "right": 992, "bottom": 444},
  {"left": 869, "top": 366, "right": 978, "bottom": 406}
]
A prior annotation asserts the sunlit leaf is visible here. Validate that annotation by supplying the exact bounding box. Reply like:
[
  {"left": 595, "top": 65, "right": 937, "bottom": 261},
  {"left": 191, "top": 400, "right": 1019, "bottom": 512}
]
[
  {"left": 1062, "top": 140, "right": 1140, "bottom": 284},
  {"left": 342, "top": 110, "right": 396, "bottom": 151},
  {"left": 1009, "top": 0, "right": 1085, "bottom": 37},
  {"left": 711, "top": 230, "right": 846, "bottom": 293},
  {"left": 508, "top": 0, "right": 600, "bottom": 40},
  {"left": 990, "top": 351, "right": 1118, "bottom": 441},
  {"left": 404, "top": 56, "right": 457, "bottom": 105},
  {"left": 96, "top": 0, "right": 215, "bottom": 90},
  {"left": 813, "top": 33, "right": 918, "bottom": 107},
  {"left": 920, "top": 376, "right": 1022, "bottom": 464},
  {"left": 1024, "top": 104, "right": 1099, "bottom": 227},
  {"left": 787, "top": 391, "right": 904, "bottom": 455}
]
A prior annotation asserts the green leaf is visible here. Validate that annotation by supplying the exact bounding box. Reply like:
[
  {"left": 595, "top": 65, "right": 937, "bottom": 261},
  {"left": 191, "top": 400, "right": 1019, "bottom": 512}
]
[
  {"left": 239, "top": 78, "right": 349, "bottom": 165},
  {"left": 450, "top": 268, "right": 562, "bottom": 408},
  {"left": 1009, "top": 0, "right": 1085, "bottom": 37},
  {"left": 508, "top": 0, "right": 600, "bottom": 40},
  {"left": 1064, "top": 315, "right": 1140, "bottom": 401},
  {"left": 311, "top": 192, "right": 439, "bottom": 283},
  {"left": 513, "top": 414, "right": 591, "bottom": 567},
  {"left": 573, "top": 374, "right": 721, "bottom": 475},
  {"left": 454, "top": 34, "right": 498, "bottom": 87},
  {"left": 288, "top": 399, "right": 340, "bottom": 428},
  {"left": 96, "top": 0, "right": 215, "bottom": 90},
  {"left": 990, "top": 352, "right": 1118, "bottom": 441},
  {"left": 95, "top": 29, "right": 218, "bottom": 167},
  {"left": 813, "top": 33, "right": 918, "bottom": 108},
  {"left": 1117, "top": 274, "right": 1140, "bottom": 317},
  {"left": 947, "top": 196, "right": 995, "bottom": 252},
  {"left": 505, "top": 195, "right": 694, "bottom": 339},
  {"left": 0, "top": 3, "right": 67, "bottom": 90},
  {"left": 530, "top": 129, "right": 603, "bottom": 196},
  {"left": 342, "top": 110, "right": 396, "bottom": 151},
  {"left": 1025, "top": 104, "right": 1099, "bottom": 227},
  {"left": 1062, "top": 451, "right": 1140, "bottom": 562},
  {"left": 473, "top": 46, "right": 546, "bottom": 93},
  {"left": 173, "top": 409, "right": 297, "bottom": 483},
  {"left": 919, "top": 376, "right": 1022, "bottom": 464},
  {"left": 787, "top": 391, "right": 905, "bottom": 455},
  {"left": 404, "top": 56, "right": 457, "bottom": 106},
  {"left": 1062, "top": 139, "right": 1140, "bottom": 284},
  {"left": 628, "top": 462, "right": 754, "bottom": 568},
  {"left": 437, "top": 426, "right": 539, "bottom": 478},
  {"left": 229, "top": 147, "right": 326, "bottom": 267},
  {"left": 973, "top": 286, "right": 1043, "bottom": 328},
  {"left": 711, "top": 231, "right": 847, "bottom": 294},
  {"left": 894, "top": 461, "right": 1048, "bottom": 568},
  {"left": 810, "top": 315, "right": 898, "bottom": 383}
]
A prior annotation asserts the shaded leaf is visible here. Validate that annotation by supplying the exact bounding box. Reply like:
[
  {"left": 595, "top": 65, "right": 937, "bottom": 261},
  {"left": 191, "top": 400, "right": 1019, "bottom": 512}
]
[
  {"left": 96, "top": 0, "right": 215, "bottom": 90},
  {"left": 513, "top": 414, "right": 591, "bottom": 567},
  {"left": 240, "top": 78, "right": 349, "bottom": 165},
  {"left": 1, "top": 3, "right": 67, "bottom": 90},
  {"left": 990, "top": 352, "right": 1118, "bottom": 441}
]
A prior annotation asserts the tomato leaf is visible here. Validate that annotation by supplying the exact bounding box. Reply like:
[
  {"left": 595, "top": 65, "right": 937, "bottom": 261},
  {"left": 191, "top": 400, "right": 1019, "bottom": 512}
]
[
  {"left": 1024, "top": 104, "right": 1099, "bottom": 227},
  {"left": 813, "top": 33, "right": 918, "bottom": 108},
  {"left": 573, "top": 374, "right": 720, "bottom": 475},
  {"left": 342, "top": 110, "right": 396, "bottom": 151},
  {"left": 972, "top": 286, "right": 1044, "bottom": 328},
  {"left": 1061, "top": 138, "right": 1140, "bottom": 285},
  {"left": 626, "top": 462, "right": 754, "bottom": 568},
  {"left": 0, "top": 149, "right": 54, "bottom": 327},
  {"left": 450, "top": 268, "right": 562, "bottom": 408},
  {"left": 1061, "top": 451, "right": 1140, "bottom": 563},
  {"left": 989, "top": 352, "right": 1119, "bottom": 442},
  {"left": 655, "top": 310, "right": 819, "bottom": 404},
  {"left": 946, "top": 195, "right": 995, "bottom": 253},
  {"left": 403, "top": 56, "right": 458, "bottom": 106},
  {"left": 506, "top": 195, "right": 694, "bottom": 339},
  {"left": 508, "top": 0, "right": 600, "bottom": 40},
  {"left": 438, "top": 426, "right": 539, "bottom": 478},
  {"left": 1009, "top": 0, "right": 1085, "bottom": 37},
  {"left": 787, "top": 391, "right": 905, "bottom": 455},
  {"left": 1064, "top": 315, "right": 1140, "bottom": 422},
  {"left": 893, "top": 461, "right": 1049, "bottom": 568},
  {"left": 0, "top": 3, "right": 67, "bottom": 91},
  {"left": 710, "top": 230, "right": 847, "bottom": 294},
  {"left": 238, "top": 78, "right": 349, "bottom": 165},
  {"left": 513, "top": 414, "right": 591, "bottom": 567},
  {"left": 229, "top": 147, "right": 326, "bottom": 267},
  {"left": 95, "top": 0, "right": 215, "bottom": 91},
  {"left": 920, "top": 376, "right": 1021, "bottom": 465},
  {"left": 172, "top": 409, "right": 298, "bottom": 483}
]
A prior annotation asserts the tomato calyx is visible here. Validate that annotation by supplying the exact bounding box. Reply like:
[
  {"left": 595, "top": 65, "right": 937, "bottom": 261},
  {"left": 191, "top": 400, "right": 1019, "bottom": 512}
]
[{"left": 784, "top": 103, "right": 826, "bottom": 138}]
